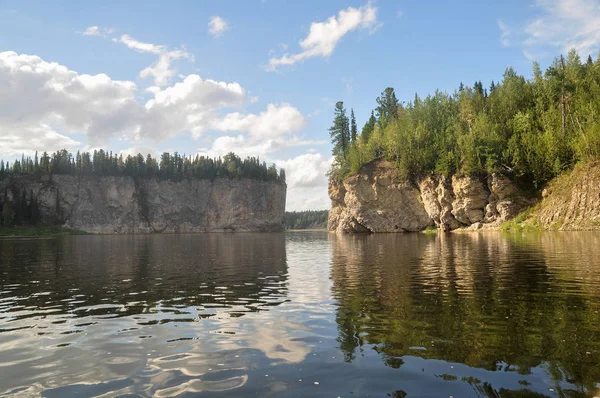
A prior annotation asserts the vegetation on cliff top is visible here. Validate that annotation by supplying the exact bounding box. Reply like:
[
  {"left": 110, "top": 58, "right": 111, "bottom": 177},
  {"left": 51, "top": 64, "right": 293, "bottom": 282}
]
[
  {"left": 329, "top": 50, "right": 600, "bottom": 189},
  {"left": 284, "top": 210, "right": 328, "bottom": 230},
  {"left": 0, "top": 150, "right": 286, "bottom": 183}
]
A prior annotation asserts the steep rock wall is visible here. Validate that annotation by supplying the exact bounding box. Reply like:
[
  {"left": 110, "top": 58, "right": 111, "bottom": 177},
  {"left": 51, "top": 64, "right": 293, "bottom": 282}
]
[
  {"left": 328, "top": 161, "right": 533, "bottom": 233},
  {"left": 0, "top": 175, "right": 286, "bottom": 233}
]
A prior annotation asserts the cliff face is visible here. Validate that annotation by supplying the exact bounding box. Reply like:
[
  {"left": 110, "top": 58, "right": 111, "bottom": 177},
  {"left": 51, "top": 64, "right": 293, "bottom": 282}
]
[
  {"left": 0, "top": 175, "right": 286, "bottom": 233},
  {"left": 328, "top": 161, "right": 533, "bottom": 233}
]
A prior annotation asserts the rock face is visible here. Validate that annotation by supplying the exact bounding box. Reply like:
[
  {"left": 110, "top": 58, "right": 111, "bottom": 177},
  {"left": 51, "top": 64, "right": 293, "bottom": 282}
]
[
  {"left": 0, "top": 175, "right": 286, "bottom": 233},
  {"left": 329, "top": 161, "right": 533, "bottom": 233}
]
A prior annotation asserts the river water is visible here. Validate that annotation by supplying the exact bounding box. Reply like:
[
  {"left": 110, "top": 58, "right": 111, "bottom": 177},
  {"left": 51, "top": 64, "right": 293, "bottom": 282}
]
[{"left": 0, "top": 232, "right": 599, "bottom": 397}]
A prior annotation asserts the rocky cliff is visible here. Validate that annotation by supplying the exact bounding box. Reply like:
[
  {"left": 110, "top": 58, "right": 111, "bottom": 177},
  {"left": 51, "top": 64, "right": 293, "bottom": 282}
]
[
  {"left": 328, "top": 161, "right": 534, "bottom": 233},
  {"left": 0, "top": 175, "right": 286, "bottom": 233}
]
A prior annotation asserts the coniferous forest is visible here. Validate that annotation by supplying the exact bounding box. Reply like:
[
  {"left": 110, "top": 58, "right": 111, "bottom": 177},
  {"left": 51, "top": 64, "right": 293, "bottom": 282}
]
[
  {"left": 0, "top": 150, "right": 285, "bottom": 183},
  {"left": 283, "top": 210, "right": 328, "bottom": 230},
  {"left": 329, "top": 50, "right": 600, "bottom": 189}
]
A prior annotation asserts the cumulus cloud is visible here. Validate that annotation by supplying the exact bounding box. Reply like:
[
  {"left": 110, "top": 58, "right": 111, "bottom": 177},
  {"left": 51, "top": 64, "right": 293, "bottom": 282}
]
[
  {"left": 197, "top": 134, "right": 326, "bottom": 160},
  {"left": 212, "top": 103, "right": 306, "bottom": 139},
  {"left": 208, "top": 16, "right": 229, "bottom": 37},
  {"left": 111, "top": 34, "right": 193, "bottom": 86},
  {"left": 139, "top": 49, "right": 194, "bottom": 87},
  {"left": 275, "top": 153, "right": 333, "bottom": 211},
  {"left": 267, "top": 3, "right": 380, "bottom": 71},
  {"left": 0, "top": 51, "right": 140, "bottom": 147},
  {"left": 0, "top": 124, "right": 81, "bottom": 158},
  {"left": 119, "top": 145, "right": 160, "bottom": 159},
  {"left": 0, "top": 51, "right": 308, "bottom": 156},
  {"left": 82, "top": 26, "right": 114, "bottom": 37}
]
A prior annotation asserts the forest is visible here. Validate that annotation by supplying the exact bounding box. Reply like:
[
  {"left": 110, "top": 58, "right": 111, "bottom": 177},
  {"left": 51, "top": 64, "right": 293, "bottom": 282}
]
[
  {"left": 0, "top": 150, "right": 285, "bottom": 183},
  {"left": 283, "top": 210, "right": 328, "bottom": 230},
  {"left": 329, "top": 49, "right": 600, "bottom": 189}
]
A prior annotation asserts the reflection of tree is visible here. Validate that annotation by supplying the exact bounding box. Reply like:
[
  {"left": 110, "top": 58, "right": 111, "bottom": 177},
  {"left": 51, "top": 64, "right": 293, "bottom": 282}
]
[
  {"left": 0, "top": 233, "right": 288, "bottom": 321},
  {"left": 329, "top": 232, "right": 600, "bottom": 395}
]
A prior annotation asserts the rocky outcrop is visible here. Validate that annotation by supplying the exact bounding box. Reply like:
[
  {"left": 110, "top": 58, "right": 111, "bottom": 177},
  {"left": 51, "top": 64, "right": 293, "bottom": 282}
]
[
  {"left": 328, "top": 162, "right": 434, "bottom": 233},
  {"left": 329, "top": 161, "right": 534, "bottom": 233},
  {"left": 0, "top": 175, "right": 286, "bottom": 233}
]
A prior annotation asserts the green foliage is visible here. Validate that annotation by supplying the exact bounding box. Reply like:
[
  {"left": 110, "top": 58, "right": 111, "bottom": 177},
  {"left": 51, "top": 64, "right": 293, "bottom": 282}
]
[
  {"left": 283, "top": 210, "right": 328, "bottom": 230},
  {"left": 330, "top": 50, "right": 600, "bottom": 187},
  {"left": 329, "top": 101, "right": 351, "bottom": 166},
  {"left": 0, "top": 225, "right": 87, "bottom": 237},
  {"left": 0, "top": 150, "right": 285, "bottom": 183}
]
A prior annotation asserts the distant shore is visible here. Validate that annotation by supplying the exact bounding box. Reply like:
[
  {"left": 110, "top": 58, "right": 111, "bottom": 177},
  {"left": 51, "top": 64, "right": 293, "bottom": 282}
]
[
  {"left": 286, "top": 228, "right": 327, "bottom": 232},
  {"left": 0, "top": 226, "right": 87, "bottom": 238}
]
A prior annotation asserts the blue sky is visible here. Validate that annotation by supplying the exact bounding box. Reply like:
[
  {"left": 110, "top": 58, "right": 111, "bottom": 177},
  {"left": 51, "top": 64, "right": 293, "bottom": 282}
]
[{"left": 1, "top": 0, "right": 599, "bottom": 210}]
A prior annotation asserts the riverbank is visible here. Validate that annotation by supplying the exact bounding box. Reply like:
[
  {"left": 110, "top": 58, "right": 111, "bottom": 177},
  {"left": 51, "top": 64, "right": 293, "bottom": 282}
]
[{"left": 0, "top": 226, "right": 88, "bottom": 237}]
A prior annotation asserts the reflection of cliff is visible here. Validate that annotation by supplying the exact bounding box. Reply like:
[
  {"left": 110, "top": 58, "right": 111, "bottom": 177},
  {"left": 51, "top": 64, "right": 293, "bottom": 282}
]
[
  {"left": 0, "top": 233, "right": 289, "bottom": 320},
  {"left": 329, "top": 232, "right": 600, "bottom": 394},
  {"left": 0, "top": 234, "right": 293, "bottom": 396}
]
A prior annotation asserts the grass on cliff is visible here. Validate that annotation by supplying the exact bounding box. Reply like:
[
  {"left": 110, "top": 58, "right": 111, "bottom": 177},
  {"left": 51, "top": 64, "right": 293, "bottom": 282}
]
[
  {"left": 500, "top": 207, "right": 543, "bottom": 232},
  {"left": 0, "top": 225, "right": 88, "bottom": 237}
]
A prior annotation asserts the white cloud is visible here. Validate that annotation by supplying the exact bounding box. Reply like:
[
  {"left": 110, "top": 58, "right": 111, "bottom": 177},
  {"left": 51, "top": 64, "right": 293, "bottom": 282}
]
[
  {"left": 113, "top": 34, "right": 165, "bottom": 54},
  {"left": 212, "top": 103, "right": 306, "bottom": 139},
  {"left": 82, "top": 26, "right": 114, "bottom": 37},
  {"left": 197, "top": 134, "right": 326, "bottom": 160},
  {"left": 498, "top": 20, "right": 511, "bottom": 47},
  {"left": 208, "top": 16, "right": 229, "bottom": 37},
  {"left": 119, "top": 145, "right": 160, "bottom": 159},
  {"left": 0, "top": 124, "right": 81, "bottom": 158},
  {"left": 111, "top": 34, "right": 193, "bottom": 86},
  {"left": 0, "top": 51, "right": 140, "bottom": 147},
  {"left": 522, "top": 0, "right": 600, "bottom": 58},
  {"left": 139, "top": 49, "right": 193, "bottom": 87},
  {"left": 275, "top": 153, "right": 333, "bottom": 211},
  {"left": 142, "top": 74, "right": 247, "bottom": 140},
  {"left": 0, "top": 51, "right": 308, "bottom": 154},
  {"left": 267, "top": 3, "right": 380, "bottom": 71}
]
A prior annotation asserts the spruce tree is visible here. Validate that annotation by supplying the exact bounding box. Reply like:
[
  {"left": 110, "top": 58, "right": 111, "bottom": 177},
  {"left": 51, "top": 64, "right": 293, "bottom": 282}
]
[
  {"left": 329, "top": 101, "right": 350, "bottom": 162},
  {"left": 375, "top": 87, "right": 399, "bottom": 127}
]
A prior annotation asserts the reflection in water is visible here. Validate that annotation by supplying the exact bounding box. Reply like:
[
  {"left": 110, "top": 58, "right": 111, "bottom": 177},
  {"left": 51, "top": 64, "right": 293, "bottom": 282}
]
[
  {"left": 0, "top": 234, "right": 296, "bottom": 396},
  {"left": 330, "top": 232, "right": 600, "bottom": 397},
  {"left": 0, "top": 231, "right": 599, "bottom": 397}
]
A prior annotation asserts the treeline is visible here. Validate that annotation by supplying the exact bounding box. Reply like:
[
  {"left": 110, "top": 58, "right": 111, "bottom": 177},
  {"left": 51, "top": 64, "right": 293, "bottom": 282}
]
[
  {"left": 0, "top": 150, "right": 286, "bottom": 183},
  {"left": 329, "top": 49, "right": 600, "bottom": 188},
  {"left": 283, "top": 210, "right": 328, "bottom": 230}
]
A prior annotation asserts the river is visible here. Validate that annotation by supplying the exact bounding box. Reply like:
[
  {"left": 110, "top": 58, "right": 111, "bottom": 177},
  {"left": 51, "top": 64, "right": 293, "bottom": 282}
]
[{"left": 0, "top": 232, "right": 599, "bottom": 397}]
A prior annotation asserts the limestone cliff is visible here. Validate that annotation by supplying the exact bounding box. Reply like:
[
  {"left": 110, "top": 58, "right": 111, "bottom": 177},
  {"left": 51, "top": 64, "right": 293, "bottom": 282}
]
[
  {"left": 0, "top": 175, "right": 286, "bottom": 233},
  {"left": 328, "top": 161, "right": 534, "bottom": 233}
]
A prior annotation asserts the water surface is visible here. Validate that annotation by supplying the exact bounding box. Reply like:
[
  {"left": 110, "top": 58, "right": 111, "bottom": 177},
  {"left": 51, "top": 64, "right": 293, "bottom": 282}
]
[{"left": 0, "top": 232, "right": 599, "bottom": 397}]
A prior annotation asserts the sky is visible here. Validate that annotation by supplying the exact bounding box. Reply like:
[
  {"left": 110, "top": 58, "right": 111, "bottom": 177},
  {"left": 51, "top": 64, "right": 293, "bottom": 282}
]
[{"left": 1, "top": 0, "right": 600, "bottom": 211}]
